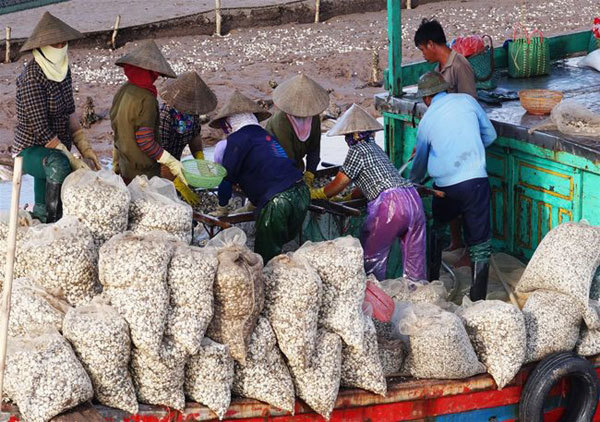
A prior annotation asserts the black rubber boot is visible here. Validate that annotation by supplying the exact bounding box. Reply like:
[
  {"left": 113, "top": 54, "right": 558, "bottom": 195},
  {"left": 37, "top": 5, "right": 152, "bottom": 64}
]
[
  {"left": 427, "top": 229, "right": 444, "bottom": 281},
  {"left": 45, "top": 181, "right": 63, "bottom": 223},
  {"left": 470, "top": 261, "right": 490, "bottom": 301}
]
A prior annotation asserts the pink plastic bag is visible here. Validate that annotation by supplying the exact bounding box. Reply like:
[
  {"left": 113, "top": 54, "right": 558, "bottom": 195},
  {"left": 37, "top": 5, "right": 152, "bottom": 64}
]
[
  {"left": 451, "top": 36, "right": 485, "bottom": 57},
  {"left": 362, "top": 277, "right": 395, "bottom": 322}
]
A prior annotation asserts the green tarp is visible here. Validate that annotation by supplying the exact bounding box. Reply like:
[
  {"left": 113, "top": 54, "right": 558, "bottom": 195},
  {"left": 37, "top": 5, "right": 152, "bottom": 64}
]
[{"left": 0, "top": 0, "right": 68, "bottom": 16}]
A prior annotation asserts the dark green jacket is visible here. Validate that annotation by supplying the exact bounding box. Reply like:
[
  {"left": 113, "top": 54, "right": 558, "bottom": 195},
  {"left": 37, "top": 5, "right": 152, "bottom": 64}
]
[{"left": 265, "top": 110, "right": 321, "bottom": 173}]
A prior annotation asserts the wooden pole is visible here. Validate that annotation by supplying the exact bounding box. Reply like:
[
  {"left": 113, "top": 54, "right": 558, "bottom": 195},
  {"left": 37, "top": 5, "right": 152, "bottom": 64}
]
[
  {"left": 111, "top": 15, "right": 121, "bottom": 50},
  {"left": 406, "top": 0, "right": 411, "bottom": 10},
  {"left": 0, "top": 156, "right": 23, "bottom": 400},
  {"left": 315, "top": 0, "right": 320, "bottom": 23},
  {"left": 215, "top": 0, "right": 222, "bottom": 36},
  {"left": 4, "top": 27, "right": 10, "bottom": 64}
]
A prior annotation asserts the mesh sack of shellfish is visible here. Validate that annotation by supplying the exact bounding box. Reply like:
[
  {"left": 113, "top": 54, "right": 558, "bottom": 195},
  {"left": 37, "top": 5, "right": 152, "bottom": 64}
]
[
  {"left": 456, "top": 298, "right": 526, "bottom": 389},
  {"left": 130, "top": 338, "right": 187, "bottom": 410},
  {"left": 4, "top": 329, "right": 93, "bottom": 422},
  {"left": 128, "top": 176, "right": 193, "bottom": 244},
  {"left": 378, "top": 337, "right": 405, "bottom": 376},
  {"left": 576, "top": 300, "right": 600, "bottom": 356},
  {"left": 0, "top": 210, "right": 34, "bottom": 281},
  {"left": 62, "top": 298, "right": 138, "bottom": 414},
  {"left": 232, "top": 317, "right": 295, "bottom": 413},
  {"left": 263, "top": 253, "right": 322, "bottom": 369},
  {"left": 185, "top": 338, "right": 234, "bottom": 420},
  {"left": 99, "top": 232, "right": 173, "bottom": 357},
  {"left": 206, "top": 228, "right": 265, "bottom": 365},
  {"left": 165, "top": 244, "right": 217, "bottom": 356},
  {"left": 288, "top": 329, "right": 343, "bottom": 420},
  {"left": 516, "top": 222, "right": 600, "bottom": 317},
  {"left": 398, "top": 303, "right": 485, "bottom": 379},
  {"left": 295, "top": 236, "right": 366, "bottom": 352},
  {"left": 62, "top": 169, "right": 131, "bottom": 247},
  {"left": 379, "top": 277, "right": 448, "bottom": 306},
  {"left": 523, "top": 289, "right": 582, "bottom": 363},
  {"left": 8, "top": 278, "right": 71, "bottom": 337},
  {"left": 19, "top": 216, "right": 100, "bottom": 306},
  {"left": 341, "top": 316, "right": 386, "bottom": 395}
]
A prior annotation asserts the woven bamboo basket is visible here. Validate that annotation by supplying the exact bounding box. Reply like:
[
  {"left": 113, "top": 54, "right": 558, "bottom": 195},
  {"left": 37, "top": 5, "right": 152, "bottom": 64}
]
[{"left": 519, "top": 89, "right": 563, "bottom": 115}]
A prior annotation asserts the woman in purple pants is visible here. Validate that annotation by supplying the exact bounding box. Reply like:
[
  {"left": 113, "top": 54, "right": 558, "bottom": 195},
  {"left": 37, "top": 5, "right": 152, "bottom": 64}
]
[{"left": 310, "top": 104, "right": 427, "bottom": 281}]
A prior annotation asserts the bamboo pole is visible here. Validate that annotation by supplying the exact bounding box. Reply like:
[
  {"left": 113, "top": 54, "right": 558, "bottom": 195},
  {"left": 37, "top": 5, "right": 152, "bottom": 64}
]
[
  {"left": 111, "top": 15, "right": 121, "bottom": 50},
  {"left": 215, "top": 0, "right": 222, "bottom": 36},
  {"left": 406, "top": 0, "right": 411, "bottom": 10},
  {"left": 0, "top": 156, "right": 23, "bottom": 400},
  {"left": 4, "top": 27, "right": 10, "bottom": 64},
  {"left": 315, "top": 0, "right": 320, "bottom": 23}
]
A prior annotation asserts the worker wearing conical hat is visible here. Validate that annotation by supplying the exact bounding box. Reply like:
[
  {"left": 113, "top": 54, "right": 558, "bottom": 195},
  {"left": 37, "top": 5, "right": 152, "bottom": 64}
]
[
  {"left": 265, "top": 74, "right": 329, "bottom": 187},
  {"left": 210, "top": 90, "right": 309, "bottom": 263},
  {"left": 310, "top": 104, "right": 426, "bottom": 281},
  {"left": 13, "top": 12, "right": 101, "bottom": 223},
  {"left": 158, "top": 71, "right": 217, "bottom": 206},
  {"left": 110, "top": 40, "right": 187, "bottom": 185}
]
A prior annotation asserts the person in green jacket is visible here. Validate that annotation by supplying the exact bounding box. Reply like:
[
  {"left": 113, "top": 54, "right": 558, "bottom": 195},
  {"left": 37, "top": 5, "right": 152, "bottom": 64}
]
[
  {"left": 265, "top": 74, "right": 329, "bottom": 187},
  {"left": 110, "top": 40, "right": 187, "bottom": 186},
  {"left": 13, "top": 12, "right": 101, "bottom": 223}
]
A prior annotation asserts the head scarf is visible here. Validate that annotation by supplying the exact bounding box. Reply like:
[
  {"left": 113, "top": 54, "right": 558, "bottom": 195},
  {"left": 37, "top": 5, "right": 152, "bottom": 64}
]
[
  {"left": 32, "top": 44, "right": 69, "bottom": 82},
  {"left": 286, "top": 114, "right": 313, "bottom": 142},
  {"left": 123, "top": 64, "right": 160, "bottom": 97},
  {"left": 345, "top": 131, "right": 374, "bottom": 147},
  {"left": 213, "top": 140, "right": 227, "bottom": 165},
  {"left": 222, "top": 113, "right": 259, "bottom": 134}
]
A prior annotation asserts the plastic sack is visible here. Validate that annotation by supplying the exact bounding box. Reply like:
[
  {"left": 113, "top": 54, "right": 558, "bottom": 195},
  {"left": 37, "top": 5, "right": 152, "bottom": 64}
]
[
  {"left": 457, "top": 298, "right": 526, "bottom": 389},
  {"left": 206, "top": 228, "right": 264, "bottom": 365},
  {"left": 0, "top": 210, "right": 34, "bottom": 282},
  {"left": 4, "top": 329, "right": 93, "bottom": 422},
  {"left": 363, "top": 275, "right": 395, "bottom": 322},
  {"left": 378, "top": 337, "right": 405, "bottom": 376},
  {"left": 398, "top": 303, "right": 485, "bottom": 379},
  {"left": 380, "top": 277, "right": 448, "bottom": 306},
  {"left": 263, "top": 253, "right": 322, "bottom": 369},
  {"left": 577, "top": 300, "right": 600, "bottom": 356},
  {"left": 523, "top": 290, "right": 582, "bottom": 363},
  {"left": 451, "top": 36, "right": 485, "bottom": 57},
  {"left": 99, "top": 232, "right": 173, "bottom": 357},
  {"left": 516, "top": 222, "right": 600, "bottom": 316},
  {"left": 19, "top": 216, "right": 100, "bottom": 306},
  {"left": 62, "top": 169, "right": 131, "bottom": 246},
  {"left": 579, "top": 49, "right": 600, "bottom": 72},
  {"left": 185, "top": 338, "right": 234, "bottom": 420},
  {"left": 62, "top": 298, "right": 138, "bottom": 413},
  {"left": 128, "top": 175, "right": 193, "bottom": 244},
  {"left": 8, "top": 278, "right": 71, "bottom": 337},
  {"left": 232, "top": 317, "right": 295, "bottom": 413},
  {"left": 295, "top": 236, "right": 367, "bottom": 352},
  {"left": 288, "top": 329, "right": 343, "bottom": 420},
  {"left": 551, "top": 101, "right": 600, "bottom": 138}
]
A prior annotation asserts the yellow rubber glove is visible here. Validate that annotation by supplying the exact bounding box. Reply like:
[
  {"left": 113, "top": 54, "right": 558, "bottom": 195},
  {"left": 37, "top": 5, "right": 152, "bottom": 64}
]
[
  {"left": 310, "top": 187, "right": 328, "bottom": 200},
  {"left": 173, "top": 176, "right": 201, "bottom": 207},
  {"left": 193, "top": 150, "right": 205, "bottom": 160},
  {"left": 157, "top": 150, "right": 188, "bottom": 185},
  {"left": 47, "top": 138, "right": 90, "bottom": 171},
  {"left": 303, "top": 171, "right": 315, "bottom": 187},
  {"left": 72, "top": 129, "right": 101, "bottom": 170},
  {"left": 112, "top": 147, "right": 120, "bottom": 174},
  {"left": 332, "top": 193, "right": 353, "bottom": 202},
  {"left": 209, "top": 205, "right": 229, "bottom": 217}
]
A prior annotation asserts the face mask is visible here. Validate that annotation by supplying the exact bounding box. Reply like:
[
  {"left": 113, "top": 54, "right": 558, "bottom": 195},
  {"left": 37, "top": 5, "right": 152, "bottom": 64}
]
[{"left": 32, "top": 44, "right": 69, "bottom": 82}]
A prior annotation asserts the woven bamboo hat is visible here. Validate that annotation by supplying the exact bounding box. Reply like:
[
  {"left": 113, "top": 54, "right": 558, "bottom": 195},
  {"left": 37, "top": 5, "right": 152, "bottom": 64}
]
[
  {"left": 20, "top": 12, "right": 83, "bottom": 52},
  {"left": 272, "top": 74, "right": 329, "bottom": 117},
  {"left": 115, "top": 40, "right": 176, "bottom": 78},
  {"left": 209, "top": 90, "right": 271, "bottom": 128},
  {"left": 160, "top": 72, "right": 217, "bottom": 115},
  {"left": 327, "top": 104, "right": 383, "bottom": 136}
]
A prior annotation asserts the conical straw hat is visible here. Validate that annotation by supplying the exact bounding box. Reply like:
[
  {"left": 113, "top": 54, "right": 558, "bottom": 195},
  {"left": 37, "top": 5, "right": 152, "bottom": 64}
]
[
  {"left": 327, "top": 104, "right": 383, "bottom": 136},
  {"left": 21, "top": 12, "right": 83, "bottom": 52},
  {"left": 209, "top": 90, "right": 271, "bottom": 128},
  {"left": 273, "top": 74, "right": 329, "bottom": 117},
  {"left": 160, "top": 72, "right": 217, "bottom": 115},
  {"left": 115, "top": 40, "right": 176, "bottom": 78}
]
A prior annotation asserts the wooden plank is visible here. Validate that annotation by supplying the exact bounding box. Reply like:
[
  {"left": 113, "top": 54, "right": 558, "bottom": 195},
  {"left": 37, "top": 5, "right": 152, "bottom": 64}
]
[{"left": 50, "top": 402, "right": 104, "bottom": 422}]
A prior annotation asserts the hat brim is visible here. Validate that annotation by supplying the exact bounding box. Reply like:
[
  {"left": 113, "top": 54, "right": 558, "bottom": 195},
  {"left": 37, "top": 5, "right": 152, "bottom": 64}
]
[{"left": 209, "top": 111, "right": 271, "bottom": 129}]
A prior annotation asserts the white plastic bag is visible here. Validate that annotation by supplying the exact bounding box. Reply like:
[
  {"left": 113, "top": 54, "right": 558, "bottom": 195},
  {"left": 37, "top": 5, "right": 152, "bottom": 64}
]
[
  {"left": 576, "top": 300, "right": 600, "bottom": 356},
  {"left": 62, "top": 169, "right": 130, "bottom": 246},
  {"left": 380, "top": 277, "right": 448, "bottom": 305},
  {"left": 579, "top": 49, "right": 600, "bottom": 72},
  {"left": 128, "top": 175, "right": 193, "bottom": 243}
]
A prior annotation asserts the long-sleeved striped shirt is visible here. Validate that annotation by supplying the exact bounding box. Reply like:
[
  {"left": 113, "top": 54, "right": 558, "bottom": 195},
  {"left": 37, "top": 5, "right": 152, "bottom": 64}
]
[{"left": 13, "top": 60, "right": 75, "bottom": 154}]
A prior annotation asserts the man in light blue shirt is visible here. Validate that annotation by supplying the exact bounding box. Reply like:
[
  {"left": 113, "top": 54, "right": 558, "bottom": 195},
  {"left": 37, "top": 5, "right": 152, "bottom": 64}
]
[{"left": 410, "top": 71, "right": 497, "bottom": 301}]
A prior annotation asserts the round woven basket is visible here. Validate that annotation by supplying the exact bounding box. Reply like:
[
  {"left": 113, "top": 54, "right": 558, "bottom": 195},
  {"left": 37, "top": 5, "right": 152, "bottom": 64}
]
[{"left": 519, "top": 89, "right": 563, "bottom": 115}]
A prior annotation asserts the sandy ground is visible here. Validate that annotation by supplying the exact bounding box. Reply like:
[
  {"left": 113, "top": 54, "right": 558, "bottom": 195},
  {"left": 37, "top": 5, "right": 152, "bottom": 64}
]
[{"left": 0, "top": 0, "right": 595, "bottom": 162}]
